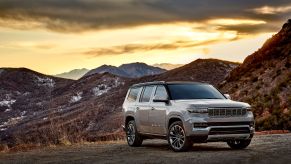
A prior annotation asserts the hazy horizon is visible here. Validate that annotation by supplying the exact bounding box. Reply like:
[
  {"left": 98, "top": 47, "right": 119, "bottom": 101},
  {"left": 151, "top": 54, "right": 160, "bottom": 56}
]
[
  {"left": 0, "top": 0, "right": 290, "bottom": 74},
  {"left": 1, "top": 58, "right": 239, "bottom": 75}
]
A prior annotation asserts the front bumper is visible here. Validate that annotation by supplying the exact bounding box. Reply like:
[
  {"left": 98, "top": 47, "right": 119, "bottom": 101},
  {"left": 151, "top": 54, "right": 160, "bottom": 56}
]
[
  {"left": 189, "top": 125, "right": 254, "bottom": 142},
  {"left": 184, "top": 113, "right": 255, "bottom": 142}
]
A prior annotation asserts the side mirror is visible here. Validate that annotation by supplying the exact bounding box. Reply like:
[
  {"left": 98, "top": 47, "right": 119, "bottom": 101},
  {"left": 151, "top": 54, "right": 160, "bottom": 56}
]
[
  {"left": 224, "top": 94, "right": 231, "bottom": 100},
  {"left": 153, "top": 95, "right": 169, "bottom": 103}
]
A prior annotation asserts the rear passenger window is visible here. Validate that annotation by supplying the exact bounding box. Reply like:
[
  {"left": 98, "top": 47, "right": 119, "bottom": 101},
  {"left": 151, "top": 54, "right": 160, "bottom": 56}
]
[
  {"left": 140, "top": 86, "right": 154, "bottom": 102},
  {"left": 127, "top": 87, "right": 140, "bottom": 102}
]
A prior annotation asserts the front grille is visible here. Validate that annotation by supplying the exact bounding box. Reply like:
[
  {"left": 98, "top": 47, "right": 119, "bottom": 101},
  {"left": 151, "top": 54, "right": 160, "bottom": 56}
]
[
  {"left": 208, "top": 107, "right": 247, "bottom": 117},
  {"left": 209, "top": 127, "right": 250, "bottom": 135}
]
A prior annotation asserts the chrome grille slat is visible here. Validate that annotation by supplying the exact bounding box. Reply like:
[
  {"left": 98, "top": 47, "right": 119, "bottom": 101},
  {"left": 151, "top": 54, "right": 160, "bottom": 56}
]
[{"left": 208, "top": 107, "right": 246, "bottom": 117}]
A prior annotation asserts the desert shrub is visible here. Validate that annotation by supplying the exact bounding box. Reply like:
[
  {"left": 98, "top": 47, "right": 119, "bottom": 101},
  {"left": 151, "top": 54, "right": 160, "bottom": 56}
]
[
  {"left": 285, "top": 61, "right": 291, "bottom": 68},
  {"left": 288, "top": 96, "right": 291, "bottom": 106},
  {"left": 276, "top": 69, "right": 281, "bottom": 76},
  {"left": 251, "top": 76, "right": 258, "bottom": 82},
  {"left": 255, "top": 85, "right": 261, "bottom": 90},
  {"left": 255, "top": 107, "right": 291, "bottom": 130},
  {"left": 0, "top": 143, "right": 9, "bottom": 152},
  {"left": 278, "top": 112, "right": 291, "bottom": 130}
]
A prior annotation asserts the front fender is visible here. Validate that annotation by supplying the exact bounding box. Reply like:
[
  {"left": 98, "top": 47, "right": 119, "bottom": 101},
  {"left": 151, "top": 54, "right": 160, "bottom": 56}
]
[{"left": 167, "top": 112, "right": 193, "bottom": 136}]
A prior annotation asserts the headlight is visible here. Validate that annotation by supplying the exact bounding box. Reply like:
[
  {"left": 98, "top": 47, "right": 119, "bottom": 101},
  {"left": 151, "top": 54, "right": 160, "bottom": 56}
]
[{"left": 187, "top": 107, "right": 208, "bottom": 113}]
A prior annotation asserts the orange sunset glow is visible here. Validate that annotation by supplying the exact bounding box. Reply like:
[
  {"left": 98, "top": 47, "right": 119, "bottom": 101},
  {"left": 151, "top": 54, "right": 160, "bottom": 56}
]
[{"left": 0, "top": 0, "right": 290, "bottom": 75}]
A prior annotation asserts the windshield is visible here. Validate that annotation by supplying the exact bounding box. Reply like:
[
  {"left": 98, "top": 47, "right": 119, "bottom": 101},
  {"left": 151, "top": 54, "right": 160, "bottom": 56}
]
[{"left": 167, "top": 84, "right": 226, "bottom": 100}]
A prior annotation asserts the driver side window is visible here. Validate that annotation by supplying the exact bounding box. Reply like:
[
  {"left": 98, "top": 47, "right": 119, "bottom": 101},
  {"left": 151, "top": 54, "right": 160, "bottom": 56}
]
[{"left": 154, "top": 85, "right": 168, "bottom": 99}]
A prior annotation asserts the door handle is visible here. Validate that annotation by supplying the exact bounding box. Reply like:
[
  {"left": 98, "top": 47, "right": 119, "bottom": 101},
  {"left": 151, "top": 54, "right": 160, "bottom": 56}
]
[
  {"left": 136, "top": 107, "right": 139, "bottom": 110},
  {"left": 151, "top": 107, "right": 155, "bottom": 110}
]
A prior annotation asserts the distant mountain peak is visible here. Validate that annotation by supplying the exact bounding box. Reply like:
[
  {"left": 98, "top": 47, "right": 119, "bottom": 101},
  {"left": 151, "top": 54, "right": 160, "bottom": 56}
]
[
  {"left": 83, "top": 62, "right": 166, "bottom": 78},
  {"left": 54, "top": 68, "right": 89, "bottom": 80},
  {"left": 121, "top": 62, "right": 144, "bottom": 65},
  {"left": 119, "top": 62, "right": 152, "bottom": 68},
  {"left": 99, "top": 64, "right": 115, "bottom": 68},
  {"left": 152, "top": 63, "right": 184, "bottom": 70}
]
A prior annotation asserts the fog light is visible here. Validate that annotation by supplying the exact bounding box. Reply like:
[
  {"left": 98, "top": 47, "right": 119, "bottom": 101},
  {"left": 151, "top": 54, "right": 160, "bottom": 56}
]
[{"left": 194, "top": 123, "right": 208, "bottom": 128}]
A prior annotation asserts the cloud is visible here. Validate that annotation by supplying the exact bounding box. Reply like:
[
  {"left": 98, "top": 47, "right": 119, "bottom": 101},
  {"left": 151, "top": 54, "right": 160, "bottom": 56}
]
[
  {"left": 202, "top": 48, "right": 210, "bottom": 55},
  {"left": 0, "top": 42, "right": 56, "bottom": 49},
  {"left": 84, "top": 39, "right": 224, "bottom": 57},
  {"left": 251, "top": 5, "right": 291, "bottom": 14},
  {"left": 0, "top": 0, "right": 290, "bottom": 34},
  {"left": 207, "top": 18, "right": 266, "bottom": 26},
  {"left": 216, "top": 24, "right": 278, "bottom": 35}
]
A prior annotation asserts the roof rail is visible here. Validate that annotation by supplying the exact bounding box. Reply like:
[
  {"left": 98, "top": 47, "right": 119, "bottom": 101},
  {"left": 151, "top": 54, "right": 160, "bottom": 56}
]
[
  {"left": 130, "top": 81, "right": 209, "bottom": 88},
  {"left": 131, "top": 81, "right": 165, "bottom": 87}
]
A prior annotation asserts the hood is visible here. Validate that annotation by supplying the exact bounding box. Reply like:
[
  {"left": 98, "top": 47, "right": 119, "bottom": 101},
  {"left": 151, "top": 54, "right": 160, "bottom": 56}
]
[{"left": 171, "top": 99, "right": 250, "bottom": 108}]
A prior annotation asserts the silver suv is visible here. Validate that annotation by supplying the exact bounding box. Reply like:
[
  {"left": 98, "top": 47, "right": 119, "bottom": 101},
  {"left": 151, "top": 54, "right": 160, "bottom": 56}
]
[{"left": 122, "top": 81, "right": 254, "bottom": 152}]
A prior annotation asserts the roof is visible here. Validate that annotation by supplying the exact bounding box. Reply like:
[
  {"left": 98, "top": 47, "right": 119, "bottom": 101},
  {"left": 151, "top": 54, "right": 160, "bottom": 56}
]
[
  {"left": 131, "top": 81, "right": 165, "bottom": 87},
  {"left": 131, "top": 81, "right": 207, "bottom": 87}
]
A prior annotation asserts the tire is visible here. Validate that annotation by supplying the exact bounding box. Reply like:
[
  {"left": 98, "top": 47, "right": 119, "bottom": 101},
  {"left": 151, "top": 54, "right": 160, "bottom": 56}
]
[
  {"left": 126, "top": 120, "right": 143, "bottom": 147},
  {"left": 167, "top": 121, "right": 193, "bottom": 152},
  {"left": 227, "top": 139, "right": 251, "bottom": 149}
]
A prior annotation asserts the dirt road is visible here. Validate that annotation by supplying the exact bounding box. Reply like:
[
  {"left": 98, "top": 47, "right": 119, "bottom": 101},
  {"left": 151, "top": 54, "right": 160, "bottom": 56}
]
[{"left": 0, "top": 134, "right": 290, "bottom": 164}]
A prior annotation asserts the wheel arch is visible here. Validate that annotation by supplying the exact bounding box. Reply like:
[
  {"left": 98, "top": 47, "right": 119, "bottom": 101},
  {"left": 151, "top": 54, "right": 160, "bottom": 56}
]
[
  {"left": 125, "top": 115, "right": 135, "bottom": 125},
  {"left": 167, "top": 116, "right": 183, "bottom": 128}
]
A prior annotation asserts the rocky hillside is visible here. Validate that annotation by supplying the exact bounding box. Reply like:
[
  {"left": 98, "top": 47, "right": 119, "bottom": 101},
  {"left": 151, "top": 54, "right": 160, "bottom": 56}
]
[
  {"left": 0, "top": 71, "right": 128, "bottom": 146},
  {"left": 84, "top": 62, "right": 166, "bottom": 78},
  {"left": 220, "top": 20, "right": 291, "bottom": 130},
  {"left": 151, "top": 59, "right": 239, "bottom": 86},
  {"left": 0, "top": 68, "right": 73, "bottom": 132}
]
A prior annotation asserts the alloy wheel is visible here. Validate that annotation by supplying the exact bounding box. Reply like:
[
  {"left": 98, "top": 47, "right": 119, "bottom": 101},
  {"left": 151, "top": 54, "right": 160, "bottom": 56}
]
[
  {"left": 169, "top": 125, "right": 185, "bottom": 150},
  {"left": 127, "top": 123, "right": 135, "bottom": 145}
]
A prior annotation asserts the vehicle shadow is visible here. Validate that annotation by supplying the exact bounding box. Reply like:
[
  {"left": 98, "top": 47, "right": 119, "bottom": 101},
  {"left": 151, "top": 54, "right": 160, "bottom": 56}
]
[
  {"left": 189, "top": 145, "right": 232, "bottom": 152},
  {"left": 141, "top": 142, "right": 248, "bottom": 152}
]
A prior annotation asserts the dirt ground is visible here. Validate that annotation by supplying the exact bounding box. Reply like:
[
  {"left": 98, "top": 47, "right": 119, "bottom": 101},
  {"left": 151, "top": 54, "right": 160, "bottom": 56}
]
[{"left": 0, "top": 133, "right": 290, "bottom": 164}]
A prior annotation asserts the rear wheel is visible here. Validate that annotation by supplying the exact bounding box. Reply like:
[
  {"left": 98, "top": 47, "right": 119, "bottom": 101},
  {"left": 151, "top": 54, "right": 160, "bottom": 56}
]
[
  {"left": 126, "top": 120, "right": 143, "bottom": 147},
  {"left": 227, "top": 139, "right": 251, "bottom": 149},
  {"left": 167, "top": 121, "right": 193, "bottom": 152}
]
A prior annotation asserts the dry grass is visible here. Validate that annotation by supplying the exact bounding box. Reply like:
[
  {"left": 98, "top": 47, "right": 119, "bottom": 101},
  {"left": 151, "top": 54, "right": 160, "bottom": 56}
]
[{"left": 255, "top": 130, "right": 290, "bottom": 135}]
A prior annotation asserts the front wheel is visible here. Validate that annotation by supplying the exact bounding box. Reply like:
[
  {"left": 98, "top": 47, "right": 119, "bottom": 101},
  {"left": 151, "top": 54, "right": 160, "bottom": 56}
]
[
  {"left": 227, "top": 139, "right": 251, "bottom": 149},
  {"left": 167, "top": 121, "right": 193, "bottom": 152},
  {"left": 126, "top": 120, "right": 143, "bottom": 147}
]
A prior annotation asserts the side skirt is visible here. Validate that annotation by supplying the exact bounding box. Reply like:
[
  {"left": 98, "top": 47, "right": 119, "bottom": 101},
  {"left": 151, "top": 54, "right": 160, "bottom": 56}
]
[{"left": 140, "top": 133, "right": 167, "bottom": 140}]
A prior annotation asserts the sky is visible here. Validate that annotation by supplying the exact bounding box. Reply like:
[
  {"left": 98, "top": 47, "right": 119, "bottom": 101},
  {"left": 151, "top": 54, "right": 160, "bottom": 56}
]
[{"left": 0, "top": 0, "right": 290, "bottom": 75}]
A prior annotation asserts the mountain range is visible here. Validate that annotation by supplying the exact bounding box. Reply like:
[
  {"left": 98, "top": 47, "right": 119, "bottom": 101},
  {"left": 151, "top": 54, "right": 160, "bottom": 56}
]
[
  {"left": 0, "top": 20, "right": 290, "bottom": 149},
  {"left": 83, "top": 62, "right": 166, "bottom": 78},
  {"left": 54, "top": 63, "right": 179, "bottom": 80}
]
